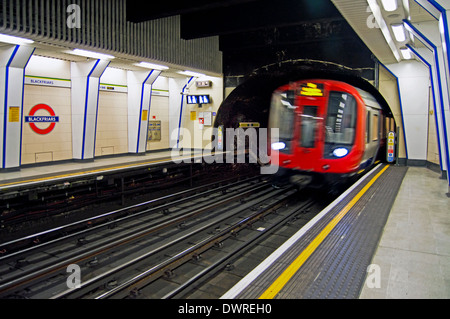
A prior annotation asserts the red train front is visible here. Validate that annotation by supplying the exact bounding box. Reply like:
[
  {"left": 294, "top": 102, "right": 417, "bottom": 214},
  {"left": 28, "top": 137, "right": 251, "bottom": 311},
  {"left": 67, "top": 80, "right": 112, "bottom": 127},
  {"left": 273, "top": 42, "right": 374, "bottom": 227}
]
[{"left": 269, "top": 79, "right": 386, "bottom": 187}]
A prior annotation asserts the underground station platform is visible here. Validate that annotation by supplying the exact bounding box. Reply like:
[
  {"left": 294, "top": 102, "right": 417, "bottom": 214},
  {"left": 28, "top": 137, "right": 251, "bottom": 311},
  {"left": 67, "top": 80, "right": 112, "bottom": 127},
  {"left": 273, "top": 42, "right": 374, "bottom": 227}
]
[
  {"left": 1, "top": 156, "right": 449, "bottom": 300},
  {"left": 220, "top": 164, "right": 450, "bottom": 299}
]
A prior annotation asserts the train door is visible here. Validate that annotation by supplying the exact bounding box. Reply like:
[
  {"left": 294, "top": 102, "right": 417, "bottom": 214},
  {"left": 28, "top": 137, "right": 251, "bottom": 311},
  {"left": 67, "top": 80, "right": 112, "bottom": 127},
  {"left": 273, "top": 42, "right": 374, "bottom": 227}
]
[
  {"left": 293, "top": 96, "right": 326, "bottom": 170},
  {"left": 362, "top": 107, "right": 381, "bottom": 166}
]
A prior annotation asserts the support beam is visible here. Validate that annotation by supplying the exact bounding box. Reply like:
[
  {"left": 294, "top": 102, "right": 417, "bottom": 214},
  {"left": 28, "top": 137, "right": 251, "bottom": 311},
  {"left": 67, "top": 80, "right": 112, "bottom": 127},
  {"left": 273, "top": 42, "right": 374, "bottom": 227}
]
[
  {"left": 127, "top": 70, "right": 161, "bottom": 154},
  {"left": 408, "top": 0, "right": 450, "bottom": 194},
  {"left": 383, "top": 61, "right": 431, "bottom": 164},
  {"left": 0, "top": 45, "right": 35, "bottom": 170},
  {"left": 71, "top": 59, "right": 110, "bottom": 160},
  {"left": 169, "top": 77, "right": 195, "bottom": 149}
]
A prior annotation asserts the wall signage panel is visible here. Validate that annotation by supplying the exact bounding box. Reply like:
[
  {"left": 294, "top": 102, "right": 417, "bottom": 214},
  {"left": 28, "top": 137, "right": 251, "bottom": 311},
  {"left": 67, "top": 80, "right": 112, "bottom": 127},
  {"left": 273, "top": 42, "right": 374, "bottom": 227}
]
[
  {"left": 148, "top": 121, "right": 162, "bottom": 141},
  {"left": 25, "top": 76, "right": 71, "bottom": 88}
]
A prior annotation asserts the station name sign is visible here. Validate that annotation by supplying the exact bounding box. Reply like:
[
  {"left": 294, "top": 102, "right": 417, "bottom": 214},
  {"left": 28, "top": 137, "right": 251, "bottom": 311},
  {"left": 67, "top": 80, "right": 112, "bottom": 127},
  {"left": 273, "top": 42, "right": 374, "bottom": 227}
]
[
  {"left": 25, "top": 104, "right": 59, "bottom": 135},
  {"left": 25, "top": 116, "right": 59, "bottom": 123}
]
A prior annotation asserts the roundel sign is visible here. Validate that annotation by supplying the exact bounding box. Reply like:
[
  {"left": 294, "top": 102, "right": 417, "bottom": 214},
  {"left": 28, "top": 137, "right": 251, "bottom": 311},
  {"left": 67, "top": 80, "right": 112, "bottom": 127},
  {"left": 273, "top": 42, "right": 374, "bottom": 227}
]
[{"left": 25, "top": 104, "right": 59, "bottom": 135}]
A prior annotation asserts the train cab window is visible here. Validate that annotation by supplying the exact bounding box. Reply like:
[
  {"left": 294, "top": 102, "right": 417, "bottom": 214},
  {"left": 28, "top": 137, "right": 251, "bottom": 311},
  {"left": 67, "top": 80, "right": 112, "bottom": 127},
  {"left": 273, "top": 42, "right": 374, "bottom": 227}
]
[
  {"left": 300, "top": 106, "right": 318, "bottom": 148},
  {"left": 325, "top": 92, "right": 356, "bottom": 146},
  {"left": 269, "top": 90, "right": 296, "bottom": 152}
]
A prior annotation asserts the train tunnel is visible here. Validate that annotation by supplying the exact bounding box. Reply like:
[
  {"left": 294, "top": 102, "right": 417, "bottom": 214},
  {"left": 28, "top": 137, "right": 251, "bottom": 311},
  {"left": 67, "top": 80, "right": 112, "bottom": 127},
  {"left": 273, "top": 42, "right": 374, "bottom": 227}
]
[{"left": 214, "top": 60, "right": 393, "bottom": 131}]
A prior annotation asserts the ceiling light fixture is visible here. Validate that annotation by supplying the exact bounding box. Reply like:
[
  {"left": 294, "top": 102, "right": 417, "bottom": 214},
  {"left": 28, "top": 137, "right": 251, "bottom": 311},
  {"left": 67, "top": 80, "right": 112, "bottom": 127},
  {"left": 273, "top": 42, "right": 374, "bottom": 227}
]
[
  {"left": 0, "top": 33, "right": 34, "bottom": 45},
  {"left": 65, "top": 49, "right": 115, "bottom": 60},
  {"left": 380, "top": 0, "right": 398, "bottom": 12},
  {"left": 391, "top": 24, "right": 407, "bottom": 42},
  {"left": 135, "top": 62, "right": 169, "bottom": 70},
  {"left": 400, "top": 47, "right": 412, "bottom": 59},
  {"left": 177, "top": 70, "right": 205, "bottom": 77},
  {"left": 367, "top": 0, "right": 401, "bottom": 62}
]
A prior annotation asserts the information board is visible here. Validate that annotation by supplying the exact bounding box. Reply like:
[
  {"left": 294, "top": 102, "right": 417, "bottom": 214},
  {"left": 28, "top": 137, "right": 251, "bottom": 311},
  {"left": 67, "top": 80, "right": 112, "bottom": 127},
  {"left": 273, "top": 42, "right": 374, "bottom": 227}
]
[
  {"left": 148, "top": 121, "right": 162, "bottom": 141},
  {"left": 387, "top": 131, "right": 396, "bottom": 163}
]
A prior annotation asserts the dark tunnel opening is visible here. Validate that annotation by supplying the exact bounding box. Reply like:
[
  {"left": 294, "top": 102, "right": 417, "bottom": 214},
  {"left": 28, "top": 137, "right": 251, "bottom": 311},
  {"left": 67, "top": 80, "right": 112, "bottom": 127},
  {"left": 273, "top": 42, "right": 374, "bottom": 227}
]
[{"left": 214, "top": 60, "right": 393, "bottom": 130}]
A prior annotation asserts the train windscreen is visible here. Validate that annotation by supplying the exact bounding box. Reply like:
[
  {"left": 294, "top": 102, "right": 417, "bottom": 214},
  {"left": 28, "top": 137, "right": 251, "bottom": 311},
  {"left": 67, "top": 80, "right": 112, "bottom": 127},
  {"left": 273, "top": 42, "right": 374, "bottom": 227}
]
[
  {"left": 300, "top": 106, "right": 318, "bottom": 148},
  {"left": 324, "top": 92, "right": 356, "bottom": 157},
  {"left": 269, "top": 90, "right": 296, "bottom": 153}
]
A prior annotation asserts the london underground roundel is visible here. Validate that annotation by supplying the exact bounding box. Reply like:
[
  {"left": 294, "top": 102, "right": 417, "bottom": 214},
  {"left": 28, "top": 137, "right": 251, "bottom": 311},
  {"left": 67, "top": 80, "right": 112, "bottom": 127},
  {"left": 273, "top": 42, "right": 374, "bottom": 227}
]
[{"left": 25, "top": 104, "right": 59, "bottom": 135}]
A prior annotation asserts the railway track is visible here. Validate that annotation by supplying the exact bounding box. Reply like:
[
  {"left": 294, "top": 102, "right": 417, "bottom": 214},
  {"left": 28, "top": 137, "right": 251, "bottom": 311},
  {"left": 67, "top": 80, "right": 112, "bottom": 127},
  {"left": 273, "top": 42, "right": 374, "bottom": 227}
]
[{"left": 0, "top": 175, "right": 330, "bottom": 299}]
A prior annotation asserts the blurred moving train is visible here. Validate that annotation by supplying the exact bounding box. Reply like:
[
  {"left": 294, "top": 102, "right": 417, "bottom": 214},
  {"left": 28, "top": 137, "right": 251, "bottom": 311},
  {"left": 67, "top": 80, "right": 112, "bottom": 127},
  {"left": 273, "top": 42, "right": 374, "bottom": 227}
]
[{"left": 269, "top": 79, "right": 395, "bottom": 188}]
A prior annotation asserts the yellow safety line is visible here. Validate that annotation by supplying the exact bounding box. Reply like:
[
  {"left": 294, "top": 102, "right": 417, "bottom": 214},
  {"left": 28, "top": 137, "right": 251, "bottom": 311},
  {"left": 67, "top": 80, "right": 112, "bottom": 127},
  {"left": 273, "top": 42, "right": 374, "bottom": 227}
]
[
  {"left": 259, "top": 165, "right": 390, "bottom": 299},
  {"left": 0, "top": 155, "right": 197, "bottom": 188}
]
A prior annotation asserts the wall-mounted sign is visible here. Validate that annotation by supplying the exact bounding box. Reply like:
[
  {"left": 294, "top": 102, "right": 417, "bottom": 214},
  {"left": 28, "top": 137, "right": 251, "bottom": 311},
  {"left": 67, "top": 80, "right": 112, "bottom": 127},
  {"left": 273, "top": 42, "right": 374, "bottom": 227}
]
[
  {"left": 142, "top": 110, "right": 148, "bottom": 121},
  {"left": 218, "top": 126, "right": 224, "bottom": 151},
  {"left": 99, "top": 83, "right": 128, "bottom": 93},
  {"left": 25, "top": 76, "right": 71, "bottom": 88},
  {"left": 387, "top": 131, "right": 396, "bottom": 163},
  {"left": 196, "top": 80, "right": 212, "bottom": 88},
  {"left": 9, "top": 107, "right": 20, "bottom": 123},
  {"left": 239, "top": 122, "right": 261, "bottom": 128},
  {"left": 148, "top": 121, "right": 161, "bottom": 142},
  {"left": 25, "top": 104, "right": 59, "bottom": 135},
  {"left": 187, "top": 95, "right": 211, "bottom": 105},
  {"left": 198, "top": 112, "right": 212, "bottom": 126}
]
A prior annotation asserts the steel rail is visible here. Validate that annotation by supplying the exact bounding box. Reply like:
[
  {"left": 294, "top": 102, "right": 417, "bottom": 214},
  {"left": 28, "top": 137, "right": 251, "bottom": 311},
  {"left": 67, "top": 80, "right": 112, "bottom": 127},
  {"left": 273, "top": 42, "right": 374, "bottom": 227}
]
[
  {"left": 161, "top": 199, "right": 316, "bottom": 299},
  {"left": 53, "top": 185, "right": 287, "bottom": 299},
  {"left": 0, "top": 179, "right": 269, "bottom": 297},
  {"left": 93, "top": 187, "right": 298, "bottom": 299},
  {"left": 0, "top": 175, "right": 263, "bottom": 260}
]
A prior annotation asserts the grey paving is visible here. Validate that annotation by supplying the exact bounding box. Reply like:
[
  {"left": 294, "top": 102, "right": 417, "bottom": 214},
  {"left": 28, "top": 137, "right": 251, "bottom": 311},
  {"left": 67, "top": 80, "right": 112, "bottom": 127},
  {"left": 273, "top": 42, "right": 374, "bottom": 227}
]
[{"left": 359, "top": 167, "right": 450, "bottom": 299}]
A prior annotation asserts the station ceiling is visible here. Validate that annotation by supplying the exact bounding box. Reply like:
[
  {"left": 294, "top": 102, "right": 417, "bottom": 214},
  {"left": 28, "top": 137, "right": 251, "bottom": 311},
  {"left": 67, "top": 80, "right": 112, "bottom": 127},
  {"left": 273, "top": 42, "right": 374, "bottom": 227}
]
[{"left": 126, "top": 0, "right": 376, "bottom": 77}]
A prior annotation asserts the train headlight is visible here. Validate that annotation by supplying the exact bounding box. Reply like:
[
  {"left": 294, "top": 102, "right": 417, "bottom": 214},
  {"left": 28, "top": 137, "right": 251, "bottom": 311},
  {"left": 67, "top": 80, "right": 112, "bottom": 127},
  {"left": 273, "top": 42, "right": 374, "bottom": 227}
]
[
  {"left": 271, "top": 142, "right": 286, "bottom": 150},
  {"left": 333, "top": 148, "right": 349, "bottom": 158}
]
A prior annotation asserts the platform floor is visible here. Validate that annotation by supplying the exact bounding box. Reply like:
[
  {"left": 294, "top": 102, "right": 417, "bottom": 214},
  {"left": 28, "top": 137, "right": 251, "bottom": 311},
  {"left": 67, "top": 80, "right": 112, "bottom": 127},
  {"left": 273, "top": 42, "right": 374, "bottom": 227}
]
[
  {"left": 360, "top": 167, "right": 450, "bottom": 299},
  {"left": 221, "top": 165, "right": 450, "bottom": 299}
]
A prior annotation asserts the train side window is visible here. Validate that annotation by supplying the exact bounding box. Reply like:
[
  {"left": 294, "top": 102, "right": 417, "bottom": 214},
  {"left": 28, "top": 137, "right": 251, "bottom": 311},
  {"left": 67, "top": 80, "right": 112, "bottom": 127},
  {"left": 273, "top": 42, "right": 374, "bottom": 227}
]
[
  {"left": 384, "top": 116, "right": 387, "bottom": 138},
  {"left": 372, "top": 114, "right": 379, "bottom": 141},
  {"left": 366, "top": 110, "right": 370, "bottom": 144}
]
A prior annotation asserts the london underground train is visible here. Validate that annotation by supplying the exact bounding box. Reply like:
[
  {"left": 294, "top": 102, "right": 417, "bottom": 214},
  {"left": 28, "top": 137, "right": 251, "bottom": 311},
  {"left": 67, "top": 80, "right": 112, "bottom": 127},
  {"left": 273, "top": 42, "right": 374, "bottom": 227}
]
[{"left": 269, "top": 79, "right": 394, "bottom": 188}]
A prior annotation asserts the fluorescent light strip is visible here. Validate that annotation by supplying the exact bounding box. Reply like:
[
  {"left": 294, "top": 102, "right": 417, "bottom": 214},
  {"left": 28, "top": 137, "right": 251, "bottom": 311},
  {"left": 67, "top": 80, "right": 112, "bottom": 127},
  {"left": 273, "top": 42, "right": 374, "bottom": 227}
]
[
  {"left": 66, "top": 49, "right": 115, "bottom": 60},
  {"left": 401, "top": 47, "right": 412, "bottom": 59},
  {"left": 380, "top": 0, "right": 397, "bottom": 12},
  {"left": 177, "top": 70, "right": 205, "bottom": 77},
  {"left": 392, "top": 24, "right": 406, "bottom": 42},
  {"left": 367, "top": 0, "right": 401, "bottom": 62},
  {"left": 135, "top": 62, "right": 169, "bottom": 70},
  {"left": 0, "top": 33, "right": 34, "bottom": 45}
]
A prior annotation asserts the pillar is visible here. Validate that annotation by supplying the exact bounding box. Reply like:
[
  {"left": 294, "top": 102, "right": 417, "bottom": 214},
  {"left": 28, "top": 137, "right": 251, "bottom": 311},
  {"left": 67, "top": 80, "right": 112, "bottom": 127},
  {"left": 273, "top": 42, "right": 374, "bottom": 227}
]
[
  {"left": 0, "top": 44, "right": 35, "bottom": 170},
  {"left": 71, "top": 59, "right": 110, "bottom": 160},
  {"left": 127, "top": 69, "right": 161, "bottom": 154}
]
